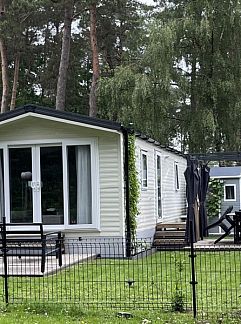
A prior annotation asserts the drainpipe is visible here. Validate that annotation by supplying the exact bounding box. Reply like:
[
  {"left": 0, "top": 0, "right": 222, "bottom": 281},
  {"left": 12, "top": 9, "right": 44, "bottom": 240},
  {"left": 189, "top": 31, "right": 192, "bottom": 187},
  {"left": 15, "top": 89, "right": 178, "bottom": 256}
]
[{"left": 121, "top": 126, "right": 132, "bottom": 257}]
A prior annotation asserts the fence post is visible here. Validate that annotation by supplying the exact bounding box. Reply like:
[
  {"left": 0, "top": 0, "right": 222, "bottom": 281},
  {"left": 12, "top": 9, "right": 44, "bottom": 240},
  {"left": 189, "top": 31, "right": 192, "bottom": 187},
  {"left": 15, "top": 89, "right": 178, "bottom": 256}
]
[
  {"left": 2, "top": 216, "right": 8, "bottom": 304},
  {"left": 189, "top": 220, "right": 197, "bottom": 318}
]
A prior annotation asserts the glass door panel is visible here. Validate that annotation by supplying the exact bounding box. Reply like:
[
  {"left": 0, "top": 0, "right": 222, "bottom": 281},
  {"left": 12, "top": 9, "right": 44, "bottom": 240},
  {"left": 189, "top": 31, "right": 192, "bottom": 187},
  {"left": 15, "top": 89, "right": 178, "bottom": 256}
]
[
  {"left": 40, "top": 146, "right": 64, "bottom": 225},
  {"left": 9, "top": 147, "right": 33, "bottom": 223}
]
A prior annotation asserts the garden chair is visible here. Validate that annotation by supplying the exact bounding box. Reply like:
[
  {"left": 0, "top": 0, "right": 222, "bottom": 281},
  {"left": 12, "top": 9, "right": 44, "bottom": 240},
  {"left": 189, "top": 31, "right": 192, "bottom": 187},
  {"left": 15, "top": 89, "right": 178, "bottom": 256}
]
[{"left": 205, "top": 205, "right": 234, "bottom": 244}]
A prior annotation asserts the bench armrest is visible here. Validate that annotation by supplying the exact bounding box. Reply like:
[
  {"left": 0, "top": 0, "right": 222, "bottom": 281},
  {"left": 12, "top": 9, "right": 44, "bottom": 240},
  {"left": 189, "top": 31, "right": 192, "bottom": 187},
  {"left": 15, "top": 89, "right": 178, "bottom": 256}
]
[{"left": 44, "top": 231, "right": 62, "bottom": 237}]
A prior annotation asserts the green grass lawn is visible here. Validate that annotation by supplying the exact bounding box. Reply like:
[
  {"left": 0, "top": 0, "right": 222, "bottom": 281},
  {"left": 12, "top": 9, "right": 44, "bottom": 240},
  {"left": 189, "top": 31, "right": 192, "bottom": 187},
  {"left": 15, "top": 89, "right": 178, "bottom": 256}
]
[
  {"left": 1, "top": 305, "right": 241, "bottom": 323},
  {"left": 0, "top": 304, "right": 197, "bottom": 324},
  {"left": 1, "top": 249, "right": 241, "bottom": 320}
]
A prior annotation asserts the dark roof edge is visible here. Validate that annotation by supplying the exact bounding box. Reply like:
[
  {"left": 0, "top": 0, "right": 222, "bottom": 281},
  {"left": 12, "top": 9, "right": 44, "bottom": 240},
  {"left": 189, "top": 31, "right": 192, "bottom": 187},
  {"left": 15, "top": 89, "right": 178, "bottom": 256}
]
[
  {"left": 0, "top": 104, "right": 186, "bottom": 158},
  {"left": 189, "top": 151, "right": 241, "bottom": 161},
  {"left": 134, "top": 132, "right": 186, "bottom": 158},
  {"left": 0, "top": 104, "right": 122, "bottom": 131}
]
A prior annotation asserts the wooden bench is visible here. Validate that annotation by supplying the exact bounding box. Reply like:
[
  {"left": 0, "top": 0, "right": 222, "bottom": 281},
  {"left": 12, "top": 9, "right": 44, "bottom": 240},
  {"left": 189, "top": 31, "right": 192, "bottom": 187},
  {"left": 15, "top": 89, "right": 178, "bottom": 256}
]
[{"left": 0, "top": 223, "right": 63, "bottom": 273}]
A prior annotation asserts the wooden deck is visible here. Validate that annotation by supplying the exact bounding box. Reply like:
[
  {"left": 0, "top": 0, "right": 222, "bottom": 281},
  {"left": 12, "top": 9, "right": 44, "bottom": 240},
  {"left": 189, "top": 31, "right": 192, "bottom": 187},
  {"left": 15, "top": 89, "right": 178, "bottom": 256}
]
[
  {"left": 153, "top": 220, "right": 241, "bottom": 250},
  {"left": 193, "top": 237, "right": 241, "bottom": 250}
]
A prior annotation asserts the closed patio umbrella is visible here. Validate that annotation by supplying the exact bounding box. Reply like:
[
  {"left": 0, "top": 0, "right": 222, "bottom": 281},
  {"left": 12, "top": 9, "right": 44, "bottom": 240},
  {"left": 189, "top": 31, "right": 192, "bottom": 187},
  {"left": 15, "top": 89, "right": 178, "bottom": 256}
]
[
  {"left": 185, "top": 158, "right": 200, "bottom": 243},
  {"left": 199, "top": 164, "right": 210, "bottom": 239}
]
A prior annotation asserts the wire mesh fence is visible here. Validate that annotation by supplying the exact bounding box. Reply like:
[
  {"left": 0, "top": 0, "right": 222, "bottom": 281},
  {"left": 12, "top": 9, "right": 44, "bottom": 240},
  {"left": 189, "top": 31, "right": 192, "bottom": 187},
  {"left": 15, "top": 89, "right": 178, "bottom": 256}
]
[
  {"left": 194, "top": 244, "right": 241, "bottom": 319},
  {"left": 0, "top": 237, "right": 241, "bottom": 320}
]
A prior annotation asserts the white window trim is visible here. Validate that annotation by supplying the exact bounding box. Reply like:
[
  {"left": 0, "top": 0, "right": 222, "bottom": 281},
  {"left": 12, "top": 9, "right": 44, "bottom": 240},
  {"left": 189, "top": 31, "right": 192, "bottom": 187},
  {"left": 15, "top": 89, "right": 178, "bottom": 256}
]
[
  {"left": 141, "top": 151, "right": 148, "bottom": 189},
  {"left": 224, "top": 184, "right": 236, "bottom": 202},
  {"left": 155, "top": 152, "right": 162, "bottom": 219},
  {"left": 62, "top": 138, "right": 100, "bottom": 230},
  {"left": 0, "top": 138, "right": 100, "bottom": 231},
  {"left": 174, "top": 161, "right": 180, "bottom": 191}
]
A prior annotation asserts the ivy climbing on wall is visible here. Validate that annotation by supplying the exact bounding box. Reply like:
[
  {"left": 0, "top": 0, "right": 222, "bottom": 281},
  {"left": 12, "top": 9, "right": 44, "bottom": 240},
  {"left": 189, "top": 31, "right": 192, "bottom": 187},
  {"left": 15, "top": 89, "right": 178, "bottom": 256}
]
[
  {"left": 128, "top": 134, "right": 140, "bottom": 241},
  {"left": 207, "top": 179, "right": 224, "bottom": 219}
]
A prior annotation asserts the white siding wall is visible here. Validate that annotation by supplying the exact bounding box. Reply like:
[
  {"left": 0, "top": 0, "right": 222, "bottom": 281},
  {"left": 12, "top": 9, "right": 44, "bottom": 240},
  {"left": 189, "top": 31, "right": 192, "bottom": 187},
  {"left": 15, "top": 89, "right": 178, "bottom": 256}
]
[
  {"left": 98, "top": 136, "right": 124, "bottom": 237},
  {"left": 161, "top": 151, "right": 187, "bottom": 220},
  {"left": 135, "top": 138, "right": 187, "bottom": 238},
  {"left": 0, "top": 115, "right": 124, "bottom": 239}
]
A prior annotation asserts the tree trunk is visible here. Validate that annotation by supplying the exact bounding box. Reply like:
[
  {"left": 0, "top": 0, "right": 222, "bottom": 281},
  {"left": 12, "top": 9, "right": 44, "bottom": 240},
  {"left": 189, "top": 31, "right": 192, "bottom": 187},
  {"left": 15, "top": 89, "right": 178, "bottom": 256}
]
[
  {"left": 0, "top": 37, "right": 9, "bottom": 113},
  {"left": 190, "top": 55, "right": 197, "bottom": 114},
  {"left": 10, "top": 52, "right": 20, "bottom": 110},
  {"left": 188, "top": 54, "right": 197, "bottom": 152},
  {"left": 89, "top": 2, "right": 100, "bottom": 117},
  {"left": 56, "top": 0, "right": 73, "bottom": 111}
]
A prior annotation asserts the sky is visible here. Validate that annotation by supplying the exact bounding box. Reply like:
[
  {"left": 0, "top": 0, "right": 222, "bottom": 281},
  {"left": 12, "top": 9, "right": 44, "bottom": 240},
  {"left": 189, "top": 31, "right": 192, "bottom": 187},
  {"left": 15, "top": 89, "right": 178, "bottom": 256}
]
[{"left": 139, "top": 0, "right": 156, "bottom": 5}]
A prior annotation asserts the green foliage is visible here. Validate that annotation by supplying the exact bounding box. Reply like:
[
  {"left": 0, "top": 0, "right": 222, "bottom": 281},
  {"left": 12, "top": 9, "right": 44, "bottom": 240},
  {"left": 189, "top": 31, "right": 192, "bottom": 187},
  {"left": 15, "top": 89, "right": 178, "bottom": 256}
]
[
  {"left": 2, "top": 0, "right": 241, "bottom": 153},
  {"left": 171, "top": 289, "right": 185, "bottom": 313},
  {"left": 128, "top": 134, "right": 140, "bottom": 241},
  {"left": 207, "top": 179, "right": 224, "bottom": 219},
  {"left": 98, "top": 20, "right": 178, "bottom": 145},
  {"left": 171, "top": 256, "right": 185, "bottom": 312}
]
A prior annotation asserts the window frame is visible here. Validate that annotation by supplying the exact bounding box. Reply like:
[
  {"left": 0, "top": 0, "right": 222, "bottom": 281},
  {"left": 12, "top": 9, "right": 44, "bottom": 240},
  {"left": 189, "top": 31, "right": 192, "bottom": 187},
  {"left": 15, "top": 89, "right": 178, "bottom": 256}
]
[
  {"left": 155, "top": 152, "right": 162, "bottom": 218},
  {"left": 174, "top": 162, "right": 180, "bottom": 191},
  {"left": 224, "top": 184, "right": 236, "bottom": 202},
  {"left": 62, "top": 138, "right": 100, "bottom": 230},
  {"left": 0, "top": 138, "right": 100, "bottom": 231},
  {"left": 141, "top": 151, "right": 148, "bottom": 189}
]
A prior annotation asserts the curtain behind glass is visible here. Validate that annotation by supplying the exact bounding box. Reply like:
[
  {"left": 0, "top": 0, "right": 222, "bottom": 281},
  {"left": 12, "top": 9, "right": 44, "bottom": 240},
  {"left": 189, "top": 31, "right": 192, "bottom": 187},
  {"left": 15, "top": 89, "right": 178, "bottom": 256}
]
[{"left": 76, "top": 146, "right": 92, "bottom": 224}]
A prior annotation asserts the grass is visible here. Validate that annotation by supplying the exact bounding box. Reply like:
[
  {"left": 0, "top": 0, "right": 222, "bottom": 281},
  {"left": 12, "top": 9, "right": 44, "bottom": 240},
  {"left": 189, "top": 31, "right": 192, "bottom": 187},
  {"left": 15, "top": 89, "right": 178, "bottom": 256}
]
[
  {"left": 1, "top": 304, "right": 241, "bottom": 323},
  {"left": 1, "top": 248, "right": 241, "bottom": 320},
  {"left": 0, "top": 304, "right": 197, "bottom": 324},
  {"left": 6, "top": 250, "right": 193, "bottom": 310}
]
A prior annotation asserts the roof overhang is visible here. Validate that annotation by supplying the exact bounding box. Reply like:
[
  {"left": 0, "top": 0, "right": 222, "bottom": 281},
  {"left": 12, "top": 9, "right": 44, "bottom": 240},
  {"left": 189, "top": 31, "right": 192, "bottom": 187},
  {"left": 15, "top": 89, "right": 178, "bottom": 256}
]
[
  {"left": 210, "top": 175, "right": 241, "bottom": 179},
  {"left": 190, "top": 152, "right": 241, "bottom": 161},
  {"left": 0, "top": 105, "right": 122, "bottom": 134}
]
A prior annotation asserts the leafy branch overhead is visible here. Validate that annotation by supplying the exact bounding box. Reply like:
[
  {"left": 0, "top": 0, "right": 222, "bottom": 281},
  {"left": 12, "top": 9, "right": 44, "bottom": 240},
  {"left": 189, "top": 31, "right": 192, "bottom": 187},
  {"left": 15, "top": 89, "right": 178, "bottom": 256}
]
[{"left": 0, "top": 1, "right": 241, "bottom": 152}]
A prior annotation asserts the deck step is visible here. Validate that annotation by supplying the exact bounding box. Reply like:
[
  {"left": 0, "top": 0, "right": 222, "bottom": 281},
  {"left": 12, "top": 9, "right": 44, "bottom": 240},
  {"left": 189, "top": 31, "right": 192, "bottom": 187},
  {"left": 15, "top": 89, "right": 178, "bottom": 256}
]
[
  {"left": 153, "top": 239, "right": 187, "bottom": 250},
  {"left": 153, "top": 238, "right": 185, "bottom": 245},
  {"left": 153, "top": 222, "right": 187, "bottom": 248},
  {"left": 154, "top": 231, "right": 185, "bottom": 238},
  {"left": 156, "top": 222, "right": 186, "bottom": 231}
]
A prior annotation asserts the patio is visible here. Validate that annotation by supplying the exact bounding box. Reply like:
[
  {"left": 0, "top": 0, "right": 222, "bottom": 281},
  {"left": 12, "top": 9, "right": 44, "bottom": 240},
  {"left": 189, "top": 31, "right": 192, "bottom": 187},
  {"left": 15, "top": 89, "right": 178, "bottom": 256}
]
[
  {"left": 193, "top": 236, "right": 241, "bottom": 250},
  {"left": 0, "top": 253, "right": 96, "bottom": 277}
]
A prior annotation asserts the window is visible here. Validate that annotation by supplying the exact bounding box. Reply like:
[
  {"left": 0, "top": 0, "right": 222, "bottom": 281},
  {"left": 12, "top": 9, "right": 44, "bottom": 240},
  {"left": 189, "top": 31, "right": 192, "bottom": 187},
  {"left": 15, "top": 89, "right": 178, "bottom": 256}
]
[
  {"left": 141, "top": 152, "right": 148, "bottom": 188},
  {"left": 224, "top": 184, "right": 236, "bottom": 201},
  {"left": 2, "top": 138, "right": 99, "bottom": 229},
  {"left": 67, "top": 145, "right": 92, "bottom": 225},
  {"left": 156, "top": 154, "right": 162, "bottom": 218},
  {"left": 175, "top": 162, "right": 179, "bottom": 190}
]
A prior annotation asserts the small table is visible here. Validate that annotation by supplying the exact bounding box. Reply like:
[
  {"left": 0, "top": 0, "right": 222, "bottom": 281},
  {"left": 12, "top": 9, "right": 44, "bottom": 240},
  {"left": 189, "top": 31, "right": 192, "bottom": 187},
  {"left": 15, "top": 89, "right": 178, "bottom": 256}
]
[{"left": 233, "top": 211, "right": 241, "bottom": 243}]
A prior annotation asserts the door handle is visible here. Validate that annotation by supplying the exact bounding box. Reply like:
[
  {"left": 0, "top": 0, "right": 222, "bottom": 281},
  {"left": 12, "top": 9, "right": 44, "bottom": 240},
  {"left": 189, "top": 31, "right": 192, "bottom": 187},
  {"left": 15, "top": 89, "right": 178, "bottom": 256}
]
[{"left": 30, "top": 181, "right": 41, "bottom": 192}]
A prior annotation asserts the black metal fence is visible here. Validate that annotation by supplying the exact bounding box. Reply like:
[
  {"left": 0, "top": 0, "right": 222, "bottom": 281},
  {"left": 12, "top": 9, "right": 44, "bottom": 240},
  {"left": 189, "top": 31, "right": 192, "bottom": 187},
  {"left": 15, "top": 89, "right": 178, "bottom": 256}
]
[{"left": 0, "top": 236, "right": 241, "bottom": 320}]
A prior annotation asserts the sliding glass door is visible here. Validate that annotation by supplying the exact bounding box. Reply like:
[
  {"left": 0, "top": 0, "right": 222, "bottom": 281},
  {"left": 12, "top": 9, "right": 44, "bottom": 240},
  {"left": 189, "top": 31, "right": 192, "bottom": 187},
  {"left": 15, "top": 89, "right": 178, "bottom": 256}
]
[
  {"left": 40, "top": 146, "right": 64, "bottom": 225},
  {"left": 4, "top": 139, "right": 98, "bottom": 228},
  {"left": 8, "top": 145, "right": 63, "bottom": 224}
]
